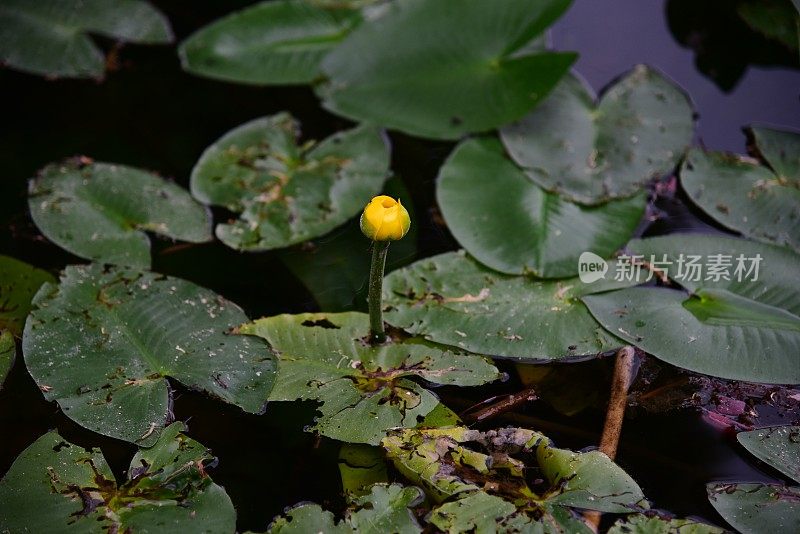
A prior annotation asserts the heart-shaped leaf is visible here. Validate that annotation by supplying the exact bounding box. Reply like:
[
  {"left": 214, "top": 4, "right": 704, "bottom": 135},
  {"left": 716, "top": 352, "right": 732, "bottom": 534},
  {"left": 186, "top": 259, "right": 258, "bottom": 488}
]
[
  {"left": 319, "top": 0, "right": 576, "bottom": 140},
  {"left": 500, "top": 66, "right": 694, "bottom": 204},
  {"left": 707, "top": 483, "right": 800, "bottom": 534},
  {"left": 384, "top": 252, "right": 634, "bottom": 360},
  {"left": 584, "top": 235, "right": 800, "bottom": 383},
  {"left": 383, "top": 427, "right": 644, "bottom": 526},
  {"left": 738, "top": 425, "right": 800, "bottom": 483},
  {"left": 437, "top": 137, "right": 647, "bottom": 277},
  {"left": 29, "top": 159, "right": 212, "bottom": 269},
  {"left": 0, "top": 0, "right": 172, "bottom": 78},
  {"left": 179, "top": 0, "right": 366, "bottom": 85},
  {"left": 264, "top": 484, "right": 423, "bottom": 534},
  {"left": 607, "top": 514, "right": 724, "bottom": 534},
  {"left": 191, "top": 113, "right": 390, "bottom": 251},
  {"left": 237, "top": 312, "right": 500, "bottom": 444},
  {"left": 0, "top": 422, "right": 235, "bottom": 533},
  {"left": 23, "top": 264, "right": 276, "bottom": 445},
  {"left": 681, "top": 127, "right": 800, "bottom": 252}
]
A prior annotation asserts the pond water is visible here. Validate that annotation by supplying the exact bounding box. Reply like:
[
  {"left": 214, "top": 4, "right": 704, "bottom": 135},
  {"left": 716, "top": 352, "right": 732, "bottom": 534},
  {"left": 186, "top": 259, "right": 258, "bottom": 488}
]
[{"left": 0, "top": 0, "right": 798, "bottom": 530}]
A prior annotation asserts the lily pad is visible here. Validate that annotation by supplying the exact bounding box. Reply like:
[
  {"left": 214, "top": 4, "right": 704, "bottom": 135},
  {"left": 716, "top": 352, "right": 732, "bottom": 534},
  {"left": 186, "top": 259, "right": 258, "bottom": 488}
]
[
  {"left": 23, "top": 264, "right": 276, "bottom": 445},
  {"left": 383, "top": 427, "right": 644, "bottom": 526},
  {"left": 0, "top": 255, "right": 55, "bottom": 336},
  {"left": 29, "top": 159, "right": 212, "bottom": 269},
  {"left": 0, "top": 331, "right": 14, "bottom": 391},
  {"left": 191, "top": 113, "right": 390, "bottom": 251},
  {"left": 607, "top": 514, "right": 724, "bottom": 534},
  {"left": 384, "top": 251, "right": 634, "bottom": 360},
  {"left": 583, "top": 235, "right": 800, "bottom": 383},
  {"left": 707, "top": 483, "right": 800, "bottom": 534},
  {"left": 179, "top": 0, "right": 366, "bottom": 85},
  {"left": 737, "top": 0, "right": 800, "bottom": 51},
  {"left": 0, "top": 0, "right": 172, "bottom": 78},
  {"left": 237, "top": 312, "right": 500, "bottom": 444},
  {"left": 500, "top": 66, "right": 694, "bottom": 204},
  {"left": 319, "top": 0, "right": 576, "bottom": 140},
  {"left": 681, "top": 129, "right": 800, "bottom": 252},
  {"left": 437, "top": 137, "right": 647, "bottom": 277},
  {"left": 738, "top": 426, "right": 800, "bottom": 483},
  {"left": 0, "top": 422, "right": 236, "bottom": 533},
  {"left": 265, "top": 483, "right": 423, "bottom": 534}
]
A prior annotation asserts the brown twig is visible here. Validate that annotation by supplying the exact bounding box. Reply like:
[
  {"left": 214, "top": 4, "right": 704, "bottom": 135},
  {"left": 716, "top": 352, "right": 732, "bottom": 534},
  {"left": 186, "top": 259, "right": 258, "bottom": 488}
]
[
  {"left": 585, "top": 346, "right": 637, "bottom": 531},
  {"left": 460, "top": 388, "right": 538, "bottom": 424}
]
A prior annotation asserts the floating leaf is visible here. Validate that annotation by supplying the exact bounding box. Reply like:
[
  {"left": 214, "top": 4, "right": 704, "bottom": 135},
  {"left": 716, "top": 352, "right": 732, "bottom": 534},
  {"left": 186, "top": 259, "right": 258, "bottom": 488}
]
[
  {"left": 384, "top": 252, "right": 634, "bottom": 360},
  {"left": 191, "top": 113, "right": 390, "bottom": 251},
  {"left": 23, "top": 264, "right": 276, "bottom": 445},
  {"left": 737, "top": 0, "right": 800, "bottom": 51},
  {"left": 179, "top": 0, "right": 366, "bottom": 85},
  {"left": 279, "top": 176, "right": 417, "bottom": 311},
  {"left": 607, "top": 514, "right": 724, "bottom": 534},
  {"left": 0, "top": 255, "right": 54, "bottom": 336},
  {"left": 707, "top": 483, "right": 800, "bottom": 534},
  {"left": 265, "top": 483, "right": 423, "bottom": 533},
  {"left": 0, "top": 331, "right": 13, "bottom": 391},
  {"left": 0, "top": 0, "right": 172, "bottom": 78},
  {"left": 437, "top": 137, "right": 646, "bottom": 277},
  {"left": 319, "top": 0, "right": 576, "bottom": 140},
  {"left": 500, "top": 66, "right": 694, "bottom": 204},
  {"left": 584, "top": 235, "right": 800, "bottom": 383},
  {"left": 29, "top": 159, "right": 212, "bottom": 269},
  {"left": 383, "top": 427, "right": 644, "bottom": 528},
  {"left": 0, "top": 422, "right": 235, "bottom": 533},
  {"left": 238, "top": 312, "right": 500, "bottom": 444},
  {"left": 681, "top": 129, "right": 800, "bottom": 252},
  {"left": 339, "top": 444, "right": 389, "bottom": 497},
  {"left": 738, "top": 426, "right": 800, "bottom": 483}
]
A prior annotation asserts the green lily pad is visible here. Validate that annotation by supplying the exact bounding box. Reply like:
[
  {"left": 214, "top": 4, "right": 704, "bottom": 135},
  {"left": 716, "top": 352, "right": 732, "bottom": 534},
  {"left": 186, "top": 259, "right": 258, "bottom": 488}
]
[
  {"left": 384, "top": 251, "right": 634, "bottom": 360},
  {"left": 0, "top": 422, "right": 235, "bottom": 533},
  {"left": 0, "top": 331, "right": 14, "bottom": 391},
  {"left": 584, "top": 235, "right": 800, "bottom": 383},
  {"left": 607, "top": 514, "right": 724, "bottom": 534},
  {"left": 265, "top": 483, "right": 423, "bottom": 534},
  {"left": 707, "top": 483, "right": 800, "bottom": 534},
  {"left": 737, "top": 0, "right": 800, "bottom": 51},
  {"left": 0, "top": 255, "right": 54, "bottom": 336},
  {"left": 29, "top": 159, "right": 212, "bottom": 269},
  {"left": 437, "top": 137, "right": 647, "bottom": 277},
  {"left": 238, "top": 312, "right": 500, "bottom": 444},
  {"left": 179, "top": 0, "right": 366, "bottom": 85},
  {"left": 681, "top": 129, "right": 800, "bottom": 252},
  {"left": 23, "top": 264, "right": 276, "bottom": 446},
  {"left": 319, "top": 0, "right": 576, "bottom": 140},
  {"left": 191, "top": 113, "right": 390, "bottom": 251},
  {"left": 738, "top": 426, "right": 800, "bottom": 483},
  {"left": 0, "top": 0, "right": 172, "bottom": 78},
  {"left": 383, "top": 426, "right": 644, "bottom": 526},
  {"left": 500, "top": 66, "right": 694, "bottom": 204}
]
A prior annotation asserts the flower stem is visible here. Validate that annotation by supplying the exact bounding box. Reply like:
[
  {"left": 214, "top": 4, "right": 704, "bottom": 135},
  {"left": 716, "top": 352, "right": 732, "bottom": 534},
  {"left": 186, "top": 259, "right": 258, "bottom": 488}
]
[{"left": 368, "top": 241, "right": 390, "bottom": 343}]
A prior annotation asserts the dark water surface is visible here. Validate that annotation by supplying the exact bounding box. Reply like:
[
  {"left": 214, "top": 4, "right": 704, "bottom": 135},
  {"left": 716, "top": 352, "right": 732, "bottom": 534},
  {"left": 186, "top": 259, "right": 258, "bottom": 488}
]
[{"left": 1, "top": 1, "right": 798, "bottom": 530}]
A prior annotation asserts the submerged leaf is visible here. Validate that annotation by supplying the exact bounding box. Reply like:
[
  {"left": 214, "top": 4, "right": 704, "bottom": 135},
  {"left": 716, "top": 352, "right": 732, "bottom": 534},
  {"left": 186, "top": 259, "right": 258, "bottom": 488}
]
[
  {"left": 0, "top": 255, "right": 54, "bottom": 336},
  {"left": 265, "top": 483, "right": 423, "bottom": 533},
  {"left": 191, "top": 113, "right": 390, "bottom": 251},
  {"left": 437, "top": 137, "right": 646, "bottom": 277},
  {"left": 0, "top": 0, "right": 172, "bottom": 78},
  {"left": 238, "top": 312, "right": 500, "bottom": 444},
  {"left": 384, "top": 251, "right": 634, "bottom": 360},
  {"left": 320, "top": 0, "right": 576, "bottom": 140},
  {"left": 584, "top": 235, "right": 800, "bottom": 383},
  {"left": 28, "top": 159, "right": 212, "bottom": 269},
  {"left": 707, "top": 483, "right": 800, "bottom": 533},
  {"left": 23, "top": 264, "right": 276, "bottom": 445},
  {"left": 681, "top": 127, "right": 800, "bottom": 252},
  {"left": 738, "top": 426, "right": 800, "bottom": 483},
  {"left": 500, "top": 66, "right": 694, "bottom": 204},
  {"left": 0, "top": 422, "right": 235, "bottom": 533},
  {"left": 339, "top": 444, "right": 389, "bottom": 497},
  {"left": 179, "top": 0, "right": 366, "bottom": 85}
]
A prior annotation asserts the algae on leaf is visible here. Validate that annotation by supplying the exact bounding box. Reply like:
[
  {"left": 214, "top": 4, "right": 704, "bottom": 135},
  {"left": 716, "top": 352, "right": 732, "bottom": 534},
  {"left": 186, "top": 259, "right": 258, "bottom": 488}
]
[
  {"left": 23, "top": 264, "right": 276, "bottom": 446},
  {"left": 238, "top": 312, "right": 500, "bottom": 444},
  {"left": 191, "top": 113, "right": 390, "bottom": 251},
  {"left": 0, "top": 423, "right": 235, "bottom": 533}
]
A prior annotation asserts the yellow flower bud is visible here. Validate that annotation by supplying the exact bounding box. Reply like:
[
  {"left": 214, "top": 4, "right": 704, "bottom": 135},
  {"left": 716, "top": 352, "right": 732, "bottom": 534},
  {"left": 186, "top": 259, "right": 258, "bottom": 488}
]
[{"left": 360, "top": 195, "right": 411, "bottom": 241}]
